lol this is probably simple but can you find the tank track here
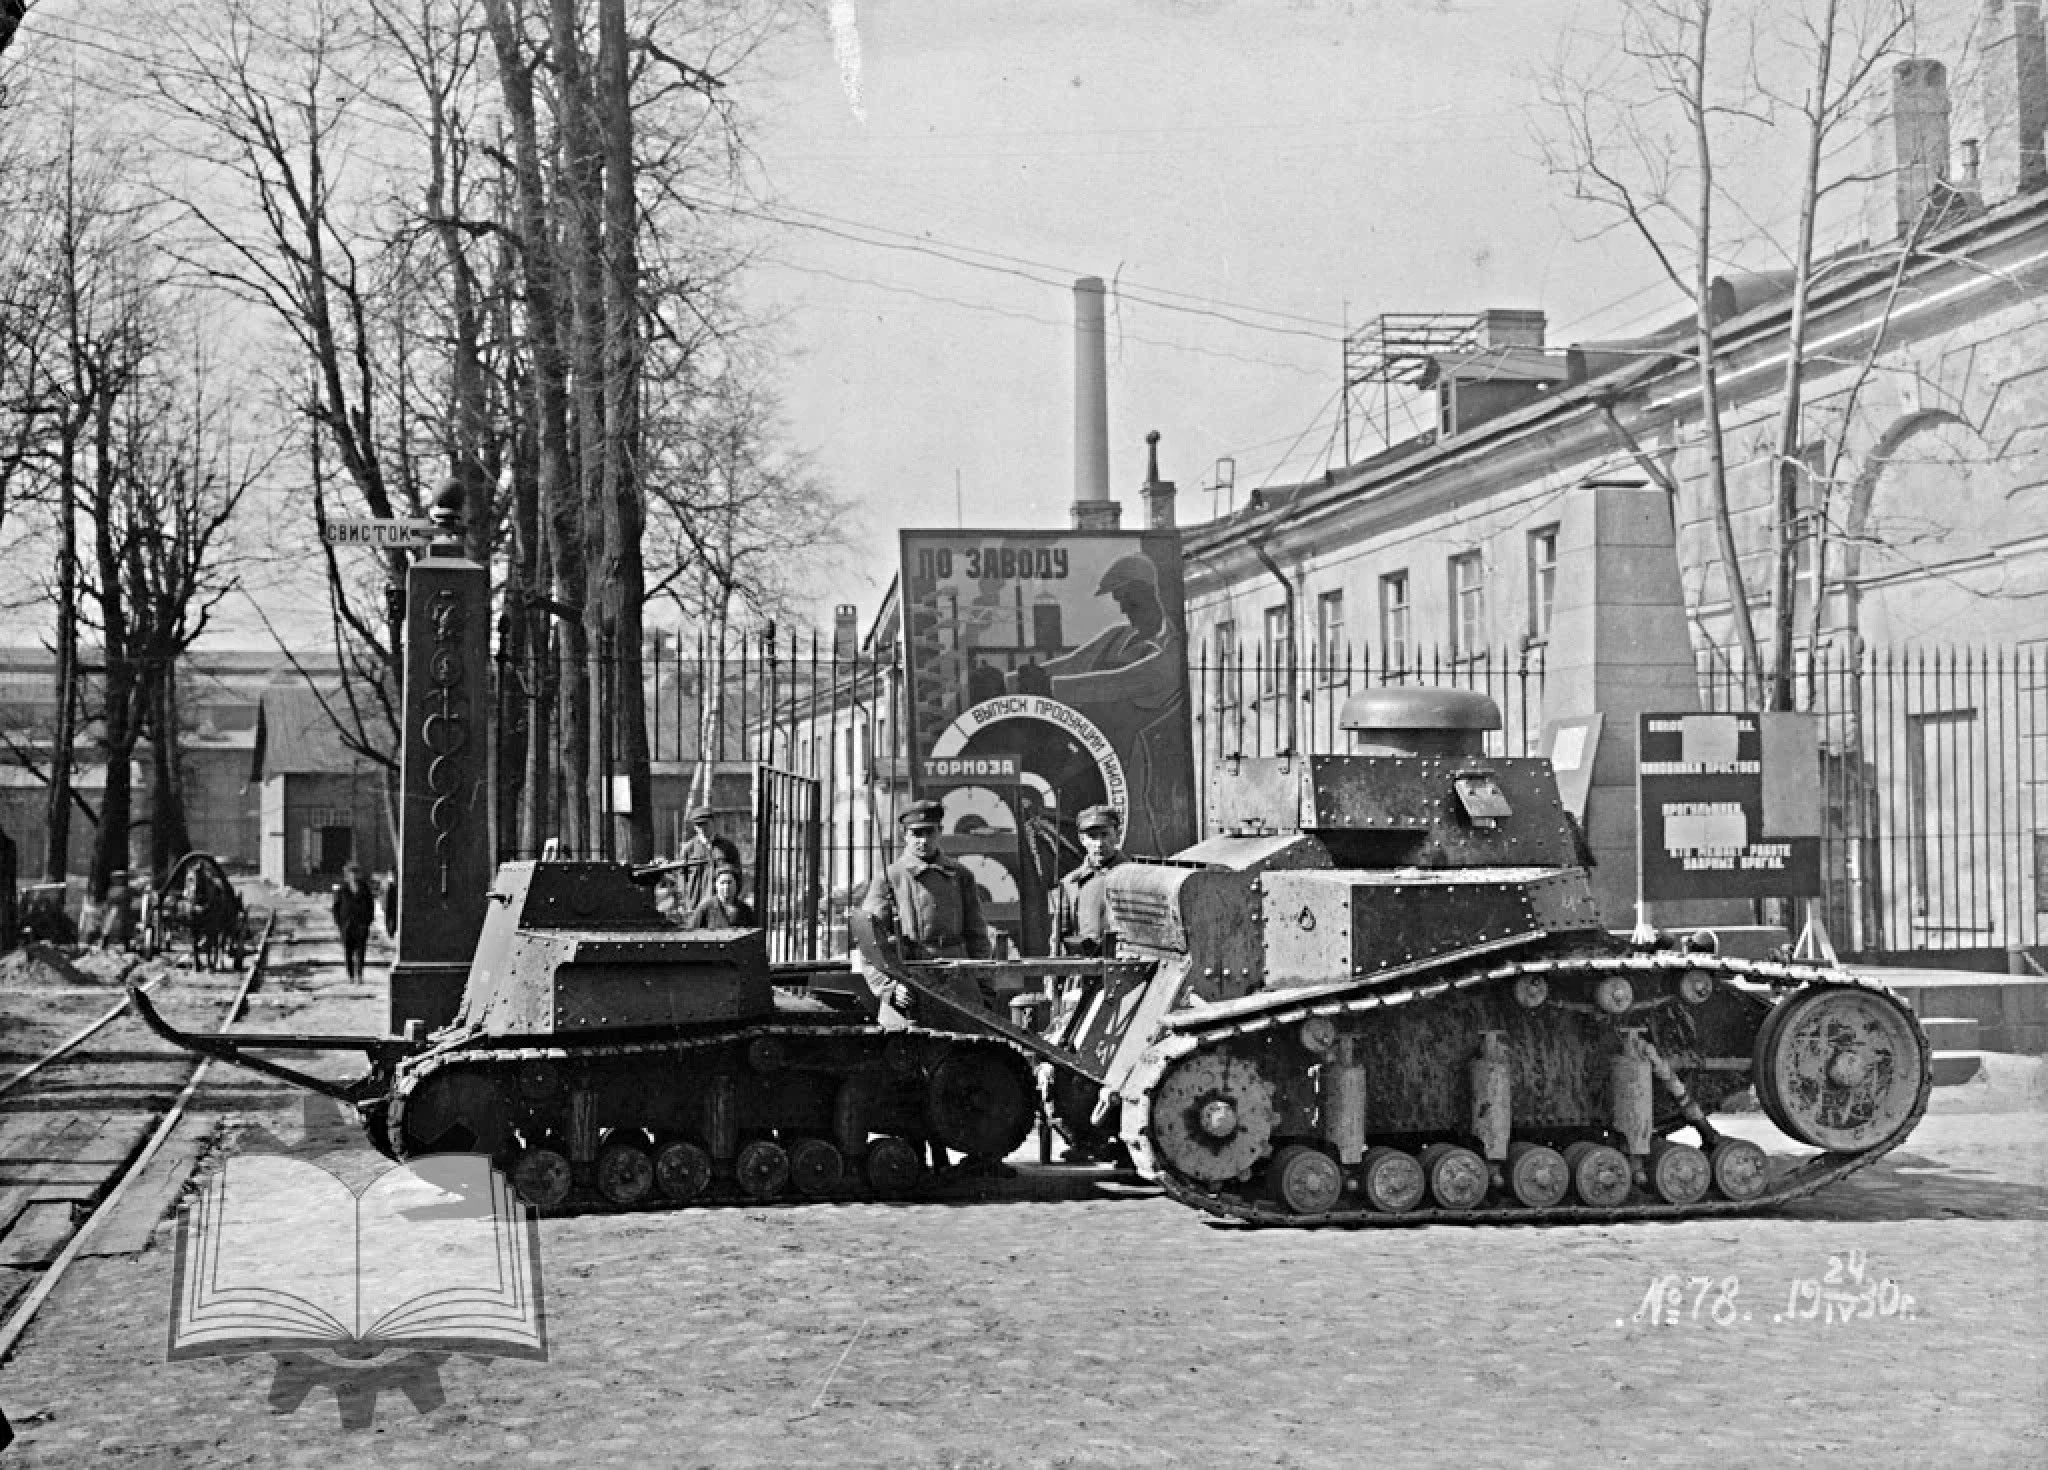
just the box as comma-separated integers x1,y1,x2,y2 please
383,1018,1039,1211
1123,949,1932,1228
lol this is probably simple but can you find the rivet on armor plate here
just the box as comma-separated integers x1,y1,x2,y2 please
1594,976,1635,1014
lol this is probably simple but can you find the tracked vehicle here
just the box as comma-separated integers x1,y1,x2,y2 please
135,860,1037,1209
861,686,1933,1225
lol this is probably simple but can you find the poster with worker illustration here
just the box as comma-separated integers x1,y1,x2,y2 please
899,529,1197,921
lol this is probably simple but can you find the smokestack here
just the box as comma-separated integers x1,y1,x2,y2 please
1072,277,1120,530
833,604,858,659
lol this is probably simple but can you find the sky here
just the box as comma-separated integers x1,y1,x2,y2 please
3,0,1979,644
736,0,1667,623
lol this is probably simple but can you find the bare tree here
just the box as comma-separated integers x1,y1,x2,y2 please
1537,0,1917,707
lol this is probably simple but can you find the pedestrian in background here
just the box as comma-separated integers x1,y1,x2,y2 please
688,866,756,929
678,807,740,911
331,862,375,981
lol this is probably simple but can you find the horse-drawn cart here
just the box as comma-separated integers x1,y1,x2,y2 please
141,852,253,970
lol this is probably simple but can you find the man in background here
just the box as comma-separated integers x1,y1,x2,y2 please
331,862,375,982
678,807,740,912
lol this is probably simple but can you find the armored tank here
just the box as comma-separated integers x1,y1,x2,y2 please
861,687,1933,1225
135,859,1038,1209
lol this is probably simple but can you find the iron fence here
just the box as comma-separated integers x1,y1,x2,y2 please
1700,646,2048,962
499,632,2044,966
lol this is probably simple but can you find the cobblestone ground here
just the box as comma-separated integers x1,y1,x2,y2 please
0,898,2041,1469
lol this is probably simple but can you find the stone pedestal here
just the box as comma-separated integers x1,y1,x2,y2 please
1544,483,1740,930
390,548,493,1033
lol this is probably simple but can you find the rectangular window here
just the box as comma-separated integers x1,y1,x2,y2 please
1261,605,1290,694
1527,525,1559,644
1450,551,1486,659
1379,572,1410,669
1315,590,1346,683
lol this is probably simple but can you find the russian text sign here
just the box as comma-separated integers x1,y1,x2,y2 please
323,517,437,549
899,529,1196,954
1638,711,1821,901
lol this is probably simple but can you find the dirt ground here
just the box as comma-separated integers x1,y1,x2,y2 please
0,894,2042,1468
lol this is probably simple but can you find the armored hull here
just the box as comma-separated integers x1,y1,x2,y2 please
138,860,1038,1210
979,688,1933,1225
851,696,1933,1228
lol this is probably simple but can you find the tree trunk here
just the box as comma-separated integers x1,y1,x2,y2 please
1768,0,1838,713
1685,3,1765,704
597,0,653,863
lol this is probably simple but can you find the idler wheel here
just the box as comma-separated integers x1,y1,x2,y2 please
1359,1146,1425,1214
735,1139,791,1200
1420,1143,1489,1211
1147,1053,1278,1184
398,1069,500,1156
925,1044,1035,1160
654,1141,713,1203
1506,1141,1569,1209
511,1145,573,1208
1648,1140,1711,1205
1753,986,1929,1150
866,1136,924,1199
790,1138,847,1198
1564,1140,1632,1208
1710,1138,1770,1201
1269,1144,1344,1216
595,1139,656,1206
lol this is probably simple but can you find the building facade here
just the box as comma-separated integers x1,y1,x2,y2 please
1181,15,2048,960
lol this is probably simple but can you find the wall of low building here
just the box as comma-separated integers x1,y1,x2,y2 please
267,771,394,892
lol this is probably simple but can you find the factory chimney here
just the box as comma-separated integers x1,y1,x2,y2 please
1072,277,1121,530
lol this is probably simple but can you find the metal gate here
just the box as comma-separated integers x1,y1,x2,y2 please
752,764,823,964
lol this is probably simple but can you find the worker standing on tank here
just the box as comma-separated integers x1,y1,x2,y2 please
1054,805,1125,958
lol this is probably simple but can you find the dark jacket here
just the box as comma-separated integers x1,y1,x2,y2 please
688,894,756,930
331,879,376,937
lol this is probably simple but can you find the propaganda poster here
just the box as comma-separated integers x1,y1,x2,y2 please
899,529,1196,954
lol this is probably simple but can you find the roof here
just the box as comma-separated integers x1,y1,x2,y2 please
252,685,382,780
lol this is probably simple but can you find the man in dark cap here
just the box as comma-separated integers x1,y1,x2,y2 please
861,797,1012,1179
859,798,992,1026
1055,805,1125,958
677,806,740,912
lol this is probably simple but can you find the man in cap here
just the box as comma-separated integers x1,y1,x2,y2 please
862,798,993,962
860,797,1013,1180
677,806,740,912
1054,806,1125,958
